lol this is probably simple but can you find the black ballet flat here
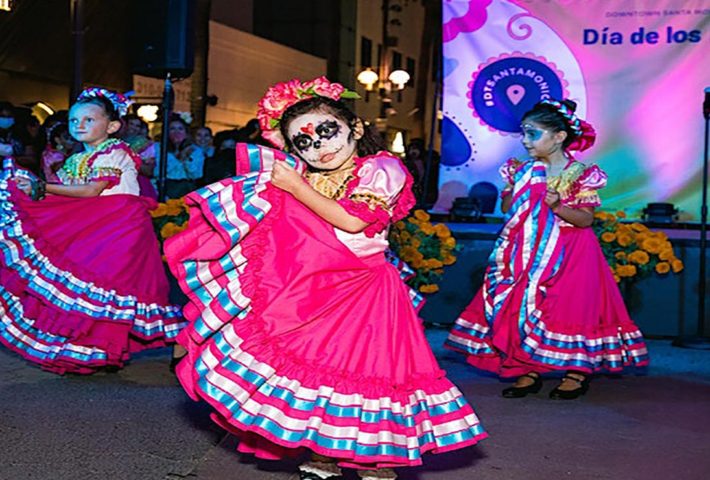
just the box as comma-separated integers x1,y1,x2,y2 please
501,373,542,398
549,374,590,400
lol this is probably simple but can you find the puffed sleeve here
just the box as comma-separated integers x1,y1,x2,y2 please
337,154,416,237
89,149,127,188
567,165,607,208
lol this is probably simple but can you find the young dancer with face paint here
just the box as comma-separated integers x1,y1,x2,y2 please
0,88,185,374
165,77,487,480
446,100,649,400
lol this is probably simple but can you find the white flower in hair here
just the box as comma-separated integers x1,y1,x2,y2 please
177,111,193,125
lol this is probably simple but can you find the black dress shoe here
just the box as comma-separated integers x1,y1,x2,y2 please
549,374,589,400
501,373,542,398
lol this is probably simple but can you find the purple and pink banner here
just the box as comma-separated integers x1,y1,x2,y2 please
439,0,709,219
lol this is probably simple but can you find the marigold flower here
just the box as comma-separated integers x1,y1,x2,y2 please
419,284,439,294
641,237,663,255
631,223,649,232
617,234,633,247
655,262,670,274
395,221,406,230
616,211,627,218
414,210,431,221
628,250,650,265
601,232,616,243
616,264,637,278
150,203,168,217
671,259,684,273
615,251,627,260
160,222,180,239
659,249,674,261
434,223,451,238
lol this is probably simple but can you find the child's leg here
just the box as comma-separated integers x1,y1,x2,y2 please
357,468,397,479
298,453,343,479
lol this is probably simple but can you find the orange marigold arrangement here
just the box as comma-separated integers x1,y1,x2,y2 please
388,209,459,294
593,210,684,283
149,198,189,251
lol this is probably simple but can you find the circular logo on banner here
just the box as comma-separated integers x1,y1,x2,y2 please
468,53,567,134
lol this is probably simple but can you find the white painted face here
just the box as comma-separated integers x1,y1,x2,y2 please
285,111,357,170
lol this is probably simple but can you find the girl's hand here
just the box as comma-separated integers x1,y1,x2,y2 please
545,189,561,210
271,161,304,194
13,177,33,195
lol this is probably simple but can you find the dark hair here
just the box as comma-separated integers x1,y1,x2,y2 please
0,101,14,116
279,96,386,158
47,122,69,148
73,96,120,121
521,99,580,149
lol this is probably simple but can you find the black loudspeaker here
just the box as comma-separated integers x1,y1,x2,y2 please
132,0,196,79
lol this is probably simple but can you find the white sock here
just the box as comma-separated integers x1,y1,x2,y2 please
298,461,343,479
357,468,397,479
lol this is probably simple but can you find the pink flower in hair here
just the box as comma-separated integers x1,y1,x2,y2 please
567,120,597,152
256,77,359,149
304,76,346,99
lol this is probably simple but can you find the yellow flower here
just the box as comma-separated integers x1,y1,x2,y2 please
655,262,671,274
414,210,430,221
434,223,451,238
615,251,627,260
616,264,637,278
617,234,633,247
395,221,406,230
442,253,456,265
420,223,435,236
419,284,439,294
150,203,168,217
628,250,650,265
400,231,412,242
428,259,444,269
671,259,684,273
659,249,674,261
408,217,421,226
410,237,421,248
616,211,627,218
613,274,621,283
160,222,180,239
443,237,456,248
641,237,663,255
601,232,616,243
631,223,649,232
164,203,184,216
399,246,418,262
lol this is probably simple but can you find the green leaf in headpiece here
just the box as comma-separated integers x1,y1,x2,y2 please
340,90,361,100
269,118,280,128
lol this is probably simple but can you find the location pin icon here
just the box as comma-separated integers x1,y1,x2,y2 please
506,85,526,105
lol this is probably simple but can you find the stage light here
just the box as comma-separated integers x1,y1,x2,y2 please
391,131,405,154
137,104,159,123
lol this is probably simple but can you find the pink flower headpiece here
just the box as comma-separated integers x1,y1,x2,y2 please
76,87,132,117
566,119,596,152
256,76,359,148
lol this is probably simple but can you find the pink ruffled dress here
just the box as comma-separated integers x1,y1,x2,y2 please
0,139,185,374
165,143,486,469
446,158,649,377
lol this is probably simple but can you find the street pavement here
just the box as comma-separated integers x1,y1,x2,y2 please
1,329,710,480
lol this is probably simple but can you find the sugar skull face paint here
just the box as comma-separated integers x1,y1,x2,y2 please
286,112,356,170
520,121,564,159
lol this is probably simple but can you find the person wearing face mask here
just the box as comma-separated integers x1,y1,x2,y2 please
164,77,487,480
0,101,24,160
446,99,649,401
153,115,205,199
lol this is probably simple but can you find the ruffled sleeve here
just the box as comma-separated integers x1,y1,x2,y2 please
566,165,607,208
89,149,128,188
338,153,416,237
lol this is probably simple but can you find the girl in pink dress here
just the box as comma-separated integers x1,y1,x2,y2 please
446,100,649,400
40,122,77,184
165,77,486,480
0,88,185,374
